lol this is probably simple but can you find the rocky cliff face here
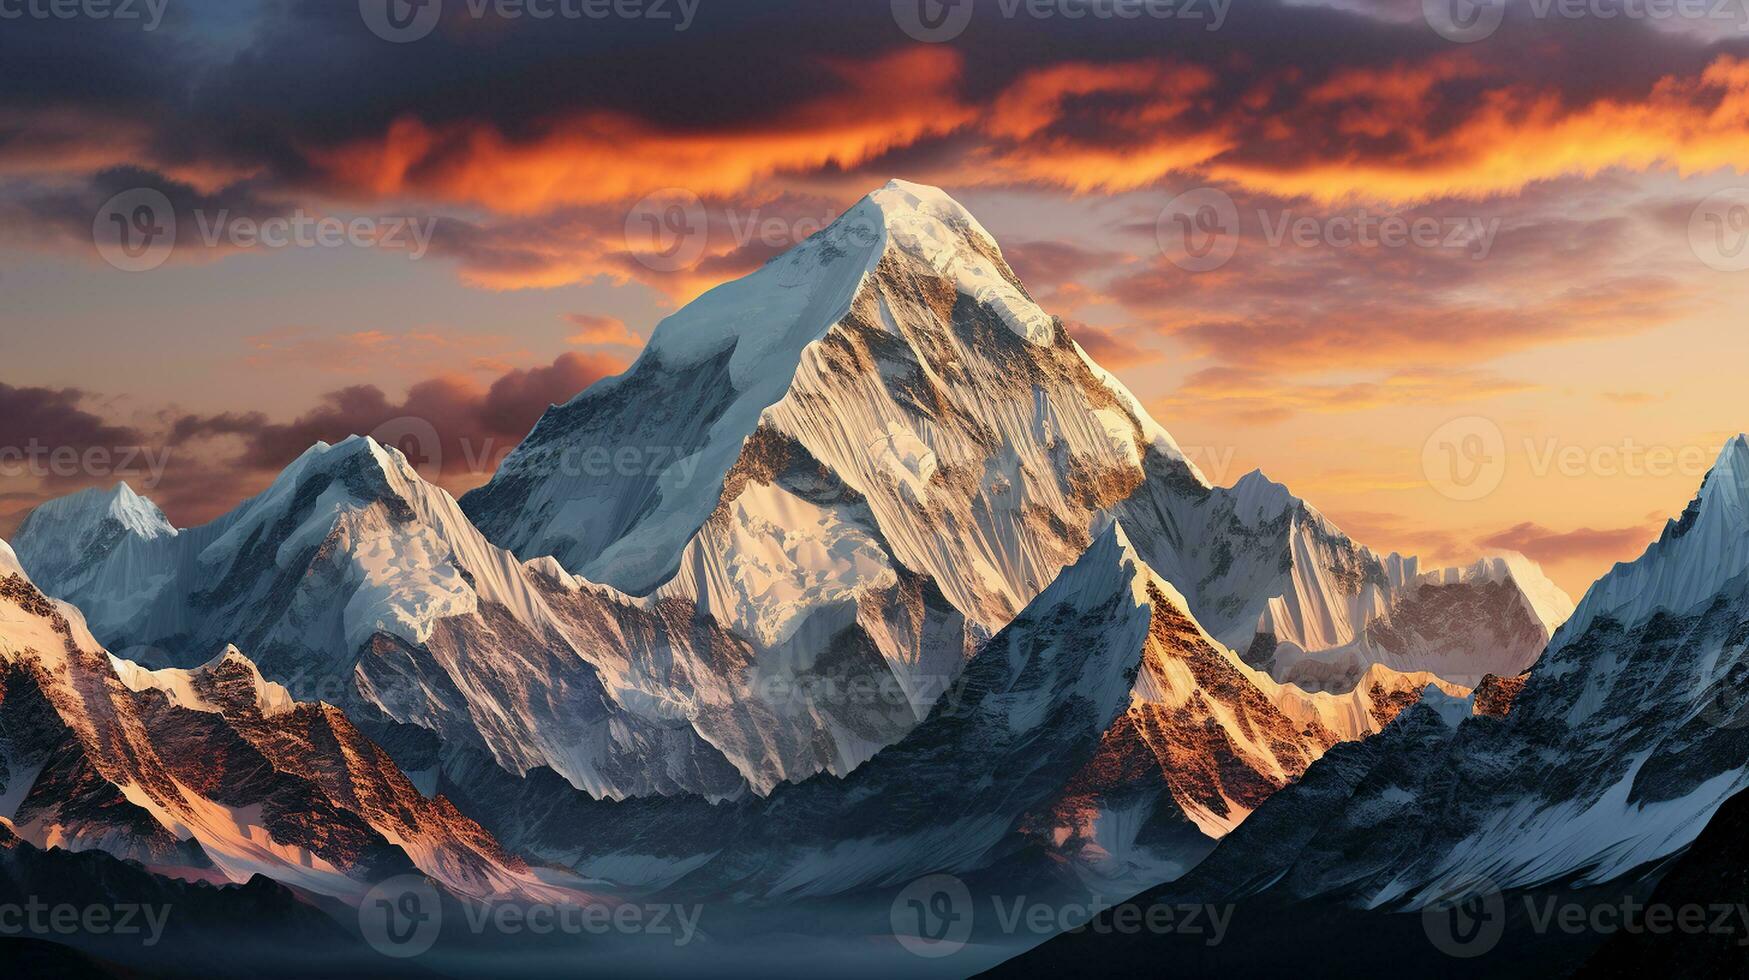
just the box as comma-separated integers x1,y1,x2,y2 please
0,547,540,902
18,184,1554,817
1015,435,1749,930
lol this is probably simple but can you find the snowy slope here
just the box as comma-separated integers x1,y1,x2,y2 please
1554,433,1749,649
1117,469,1572,689
0,541,547,902
14,437,964,801
464,180,1554,701
20,182,1557,820
1122,434,1749,910
586,524,1467,903
12,483,177,629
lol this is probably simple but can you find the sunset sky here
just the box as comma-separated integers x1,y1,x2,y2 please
3,0,1748,596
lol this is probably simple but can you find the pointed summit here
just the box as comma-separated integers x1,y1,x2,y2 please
1228,469,1303,526
464,178,1198,610
12,480,175,599
1555,433,1749,650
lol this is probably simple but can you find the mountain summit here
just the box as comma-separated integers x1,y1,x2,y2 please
19,181,1563,825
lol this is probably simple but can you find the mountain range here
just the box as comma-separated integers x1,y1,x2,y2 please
3,181,1739,978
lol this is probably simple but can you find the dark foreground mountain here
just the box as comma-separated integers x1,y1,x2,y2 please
994,435,1749,977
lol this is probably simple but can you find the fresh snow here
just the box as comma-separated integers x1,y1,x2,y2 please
1555,434,1749,649
109,646,300,718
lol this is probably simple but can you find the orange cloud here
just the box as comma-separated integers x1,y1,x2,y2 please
565,313,644,347
953,53,1749,205
1209,56,1749,203
966,61,1233,193
307,47,974,215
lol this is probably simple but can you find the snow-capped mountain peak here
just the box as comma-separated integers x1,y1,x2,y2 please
1227,468,1309,527
11,481,176,590
109,644,300,719
1554,433,1749,649
1420,551,1575,637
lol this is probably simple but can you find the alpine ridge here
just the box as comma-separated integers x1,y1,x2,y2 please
1001,433,1749,977
13,181,1567,903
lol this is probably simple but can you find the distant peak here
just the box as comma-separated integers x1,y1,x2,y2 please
1553,433,1749,649
862,179,1001,253
1433,552,1575,631
1707,432,1749,486
18,480,175,541
200,643,258,673
1228,468,1303,526
279,434,422,489
113,645,299,719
